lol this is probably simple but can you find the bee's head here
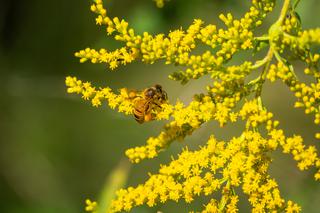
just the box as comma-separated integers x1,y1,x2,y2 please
161,91,168,101
155,84,167,101
144,84,167,101
145,88,156,98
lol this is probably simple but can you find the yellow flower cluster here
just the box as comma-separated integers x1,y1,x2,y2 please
76,0,276,84
125,122,185,163
292,82,320,120
282,28,320,53
65,76,134,114
85,199,97,213
267,62,294,83
286,200,302,213
66,0,320,212
113,136,224,212
266,60,320,139
75,47,136,70
112,99,318,212
201,199,219,213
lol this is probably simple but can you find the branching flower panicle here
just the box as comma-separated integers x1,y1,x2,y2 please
66,0,320,212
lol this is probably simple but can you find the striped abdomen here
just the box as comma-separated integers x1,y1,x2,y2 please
133,98,151,123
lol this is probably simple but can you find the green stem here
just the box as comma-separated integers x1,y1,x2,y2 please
293,0,301,9
276,0,291,25
255,58,272,98
249,48,273,95
218,180,231,213
249,0,291,96
255,36,270,41
251,48,274,70
257,96,264,111
283,32,297,40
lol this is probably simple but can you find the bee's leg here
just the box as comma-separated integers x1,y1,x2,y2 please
153,102,162,109
132,95,144,104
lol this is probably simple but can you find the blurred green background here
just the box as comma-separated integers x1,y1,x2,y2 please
1,0,320,212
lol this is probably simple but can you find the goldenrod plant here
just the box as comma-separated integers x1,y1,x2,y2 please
66,0,320,212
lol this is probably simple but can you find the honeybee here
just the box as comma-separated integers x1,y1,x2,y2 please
133,84,168,123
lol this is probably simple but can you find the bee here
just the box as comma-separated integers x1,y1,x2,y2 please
133,84,168,123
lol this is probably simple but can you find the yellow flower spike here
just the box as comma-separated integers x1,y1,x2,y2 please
285,200,301,213
115,125,302,212
86,0,277,84
226,195,239,213
202,199,219,213
66,0,320,212
65,76,134,114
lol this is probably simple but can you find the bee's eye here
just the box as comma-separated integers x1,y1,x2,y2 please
155,85,162,93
